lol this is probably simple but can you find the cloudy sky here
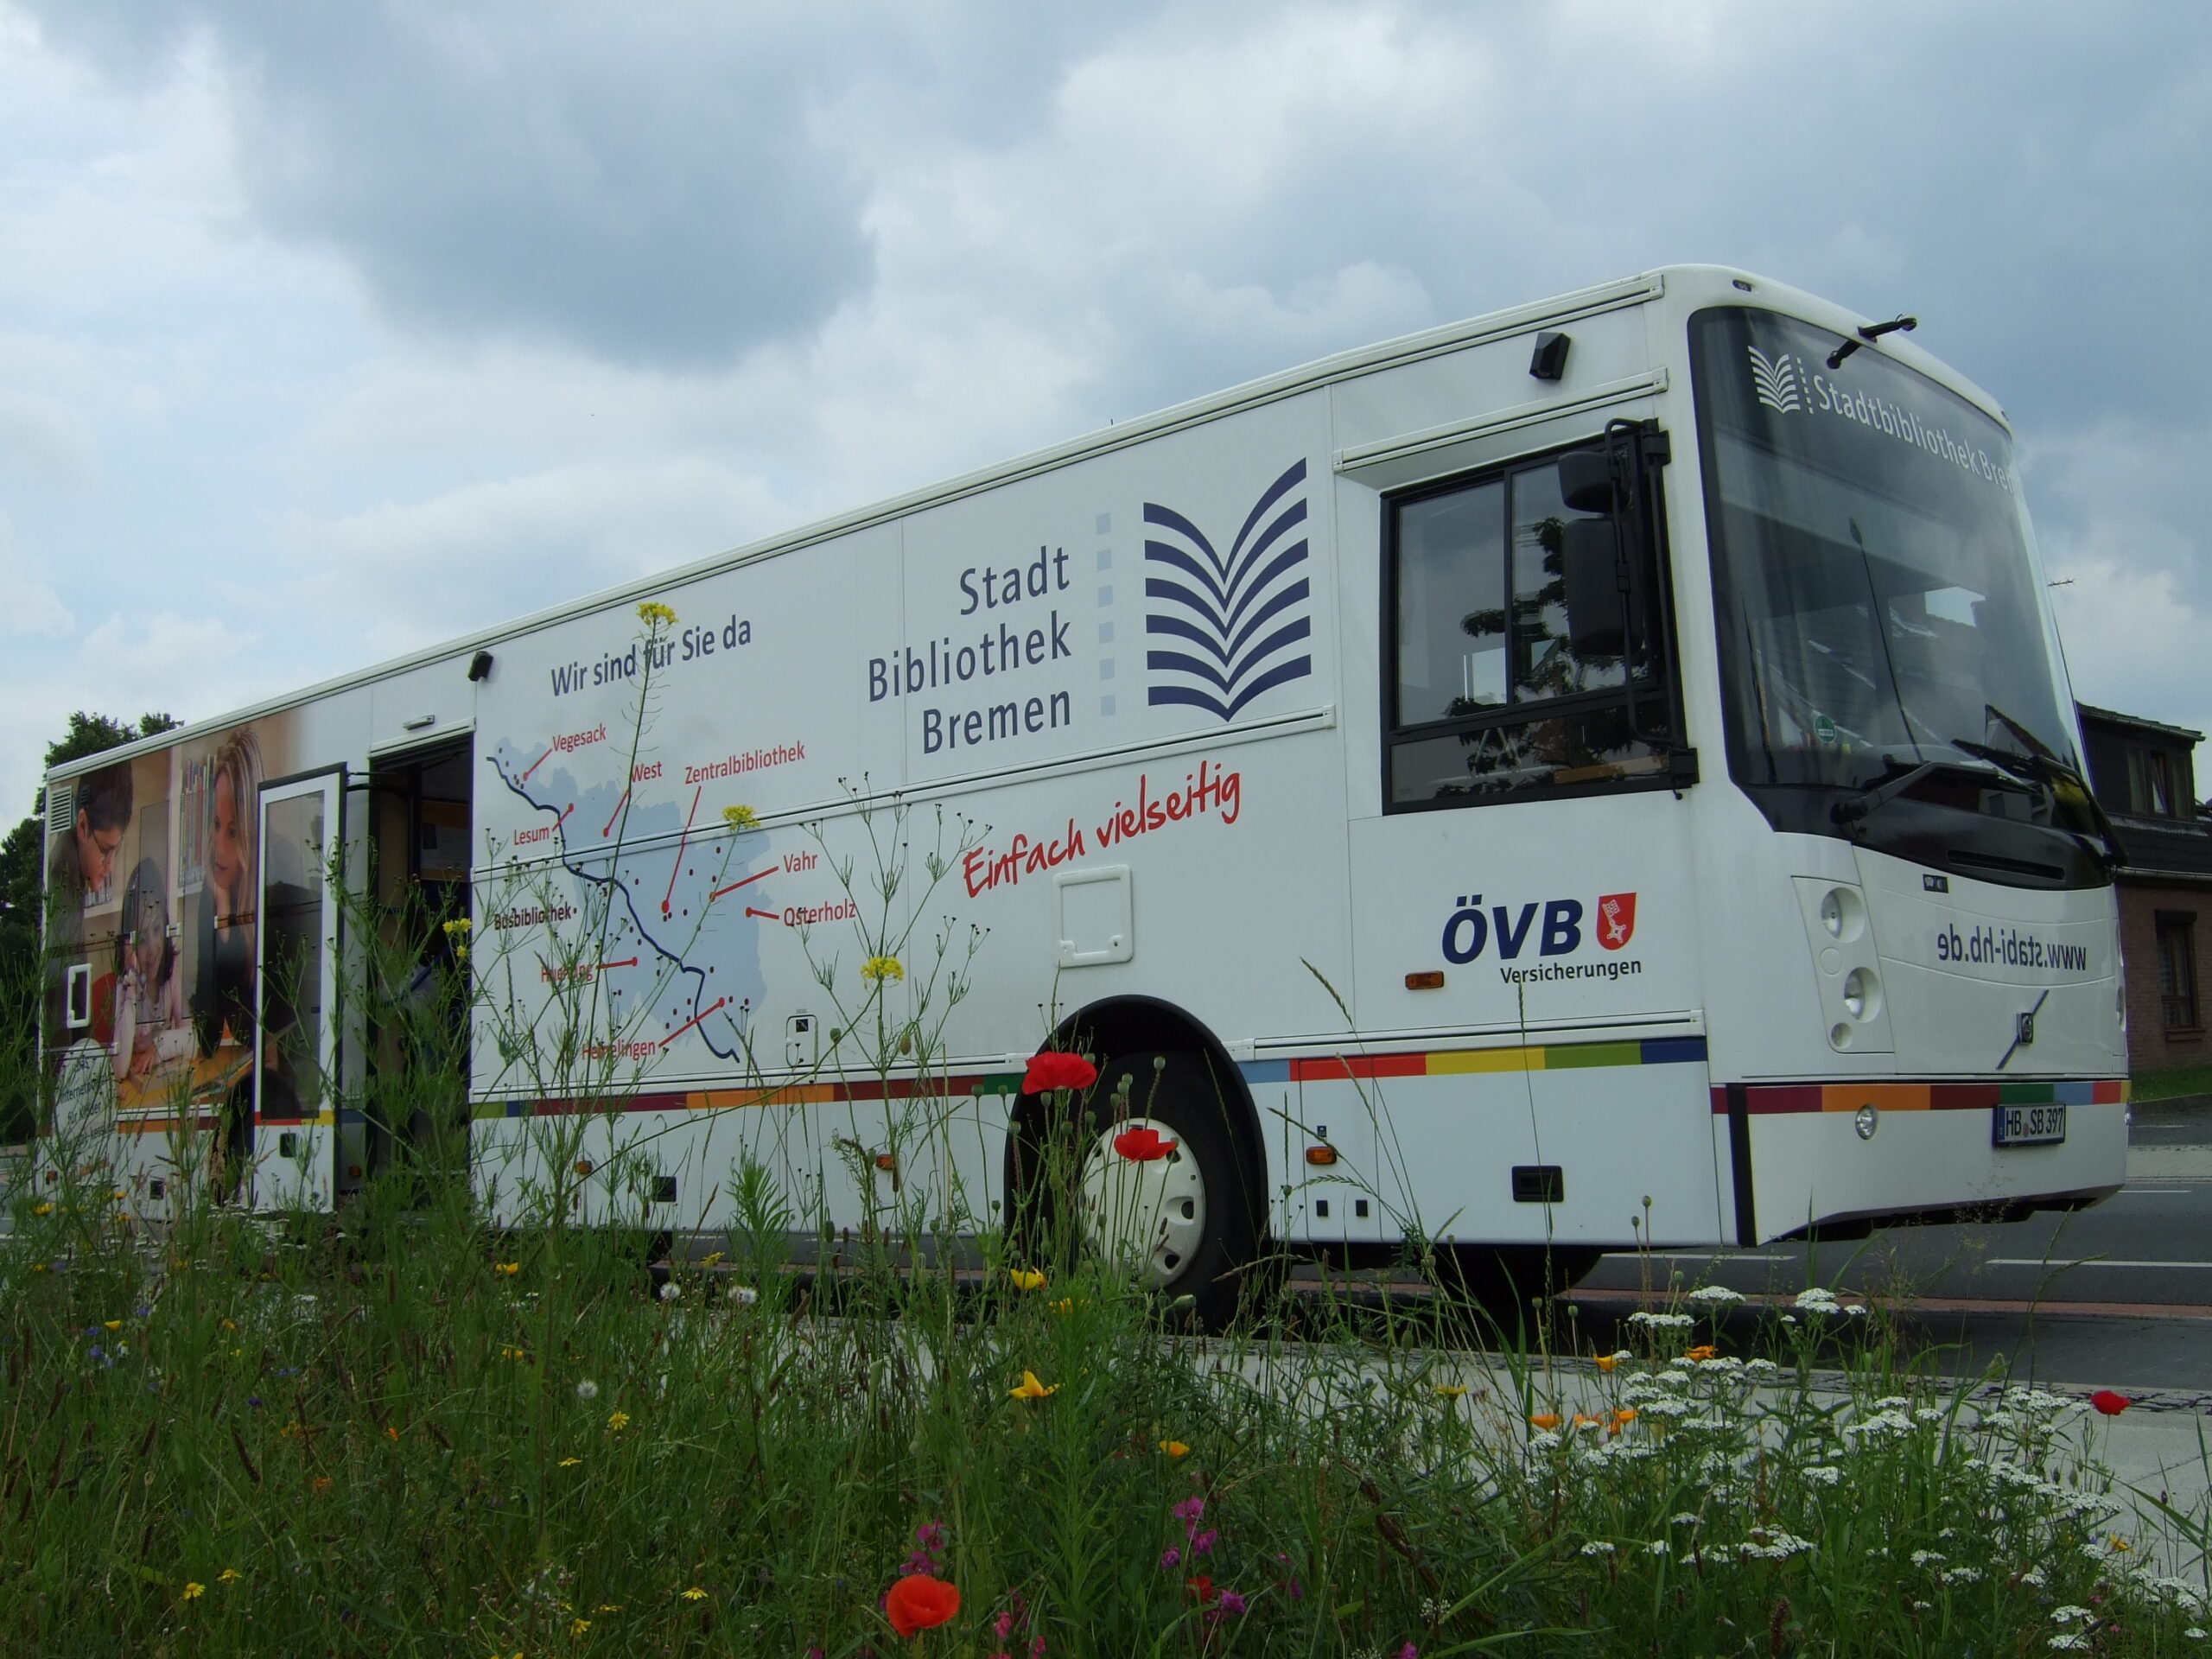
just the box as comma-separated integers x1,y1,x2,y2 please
2,1,2206,812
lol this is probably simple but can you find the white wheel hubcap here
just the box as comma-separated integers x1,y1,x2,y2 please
1077,1116,1208,1287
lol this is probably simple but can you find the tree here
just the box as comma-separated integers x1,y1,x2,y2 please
0,711,179,1143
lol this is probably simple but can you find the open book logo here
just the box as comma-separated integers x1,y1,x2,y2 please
1143,458,1313,720
1748,345,1804,413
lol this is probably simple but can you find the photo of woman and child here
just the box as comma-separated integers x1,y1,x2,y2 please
111,857,189,1083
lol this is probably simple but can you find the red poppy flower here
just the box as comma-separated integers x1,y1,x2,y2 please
1022,1052,1098,1095
885,1573,961,1637
1112,1127,1178,1162
1185,1575,1217,1604
2090,1389,2132,1416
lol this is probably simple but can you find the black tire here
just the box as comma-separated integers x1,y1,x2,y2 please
1009,1047,1266,1332
1431,1243,1603,1333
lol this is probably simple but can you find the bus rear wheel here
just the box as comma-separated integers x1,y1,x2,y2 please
1073,1048,1266,1332
1431,1243,1603,1332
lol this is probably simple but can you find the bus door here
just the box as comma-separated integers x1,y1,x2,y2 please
253,769,345,1211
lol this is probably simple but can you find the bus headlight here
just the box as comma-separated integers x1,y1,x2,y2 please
1841,968,1880,1020
1819,887,1866,942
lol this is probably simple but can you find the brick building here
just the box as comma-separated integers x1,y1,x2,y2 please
2076,703,2212,1077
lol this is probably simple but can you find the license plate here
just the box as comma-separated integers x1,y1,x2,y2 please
1993,1103,2067,1146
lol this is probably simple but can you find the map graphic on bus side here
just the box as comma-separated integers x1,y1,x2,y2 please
485,735,776,1072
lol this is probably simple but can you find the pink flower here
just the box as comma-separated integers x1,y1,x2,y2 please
1023,1052,1097,1095
1172,1496,1205,1526
1218,1591,1247,1614
1159,1548,1180,1571
1192,1529,1217,1554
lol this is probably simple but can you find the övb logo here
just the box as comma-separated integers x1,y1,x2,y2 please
1596,892,1636,950
1440,892,1638,964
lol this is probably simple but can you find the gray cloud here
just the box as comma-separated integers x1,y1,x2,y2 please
18,1,1179,367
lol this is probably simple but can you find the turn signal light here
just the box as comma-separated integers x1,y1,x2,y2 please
1304,1146,1338,1166
1405,970,1446,989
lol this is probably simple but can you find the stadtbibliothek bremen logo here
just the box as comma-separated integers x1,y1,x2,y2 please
1143,459,1314,721
1747,344,1805,412
1743,340,2013,492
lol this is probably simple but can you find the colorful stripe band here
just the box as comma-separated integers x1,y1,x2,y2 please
472,1037,1713,1118
1712,1078,2127,1116
1245,1035,1708,1084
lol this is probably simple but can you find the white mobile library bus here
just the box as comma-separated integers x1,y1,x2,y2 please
41,265,2127,1315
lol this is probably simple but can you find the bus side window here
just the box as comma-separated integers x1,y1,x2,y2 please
1382,438,1679,810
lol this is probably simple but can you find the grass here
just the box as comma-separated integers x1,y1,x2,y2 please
4,1163,2209,1657
2133,1066,2212,1104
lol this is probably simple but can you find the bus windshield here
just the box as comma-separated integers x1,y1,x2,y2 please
1689,308,2084,815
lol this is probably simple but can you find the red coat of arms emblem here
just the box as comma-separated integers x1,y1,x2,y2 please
1596,893,1637,950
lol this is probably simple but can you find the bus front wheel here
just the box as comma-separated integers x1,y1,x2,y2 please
1075,1048,1267,1332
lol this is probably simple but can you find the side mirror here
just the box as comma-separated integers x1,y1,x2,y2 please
1560,518,1626,658
1555,448,1616,514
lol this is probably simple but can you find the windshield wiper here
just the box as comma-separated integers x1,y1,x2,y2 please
1951,708,2126,865
1830,754,2004,826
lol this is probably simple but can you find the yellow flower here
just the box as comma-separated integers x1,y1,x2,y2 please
1009,1370,1058,1400
1593,1353,1618,1372
1007,1268,1047,1291
699,1251,724,1268
217,1568,243,1583
721,804,758,830
1159,1440,1190,1458
220,1319,237,1331
385,1425,401,1440
559,1456,582,1467
638,601,677,626
679,1586,709,1601
594,1604,622,1613
32,1201,53,1216
1611,1409,1637,1430
606,1410,631,1431
1050,1297,1076,1316
860,955,904,982
104,1319,123,1331
111,1188,127,1200
494,1261,520,1276
2108,1535,2132,1553
500,1345,528,1361
442,917,473,935
182,1581,206,1600
569,1618,591,1636
1529,1414,1561,1431
1433,1384,1468,1398
1687,1344,1719,1362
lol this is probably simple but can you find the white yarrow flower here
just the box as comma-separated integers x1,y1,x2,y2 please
1687,1284,1745,1304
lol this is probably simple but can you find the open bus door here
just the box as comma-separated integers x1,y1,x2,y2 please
252,768,344,1211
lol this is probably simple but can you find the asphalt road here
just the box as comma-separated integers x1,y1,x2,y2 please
1567,1099,2212,1391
